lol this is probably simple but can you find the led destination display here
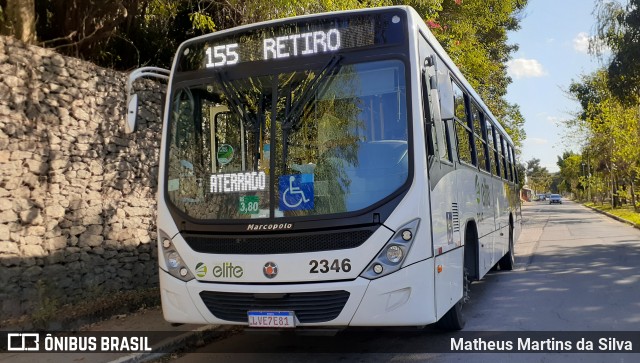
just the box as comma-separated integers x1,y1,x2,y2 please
178,11,406,72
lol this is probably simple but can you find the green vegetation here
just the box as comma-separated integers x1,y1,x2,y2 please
525,158,551,194
585,202,640,226
556,0,640,211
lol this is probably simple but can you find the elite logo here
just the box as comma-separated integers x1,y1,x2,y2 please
212,262,244,278
195,263,207,278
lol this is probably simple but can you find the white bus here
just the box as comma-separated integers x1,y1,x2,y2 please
126,6,522,331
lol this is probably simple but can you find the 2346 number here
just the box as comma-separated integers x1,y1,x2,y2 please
309,259,351,274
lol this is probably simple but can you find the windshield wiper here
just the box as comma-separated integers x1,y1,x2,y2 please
282,54,343,131
214,70,261,131
281,55,343,172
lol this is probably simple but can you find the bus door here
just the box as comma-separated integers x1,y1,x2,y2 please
420,36,461,319
419,40,457,253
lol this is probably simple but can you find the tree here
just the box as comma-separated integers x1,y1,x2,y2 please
526,158,552,194
568,69,640,209
499,101,526,150
428,0,528,150
515,161,526,188
592,0,640,105
0,0,36,44
556,151,582,197
27,1,442,69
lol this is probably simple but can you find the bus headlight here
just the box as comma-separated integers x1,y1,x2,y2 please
386,245,404,263
360,219,419,280
160,233,194,282
166,251,181,269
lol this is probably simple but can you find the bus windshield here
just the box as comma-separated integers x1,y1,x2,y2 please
166,59,409,221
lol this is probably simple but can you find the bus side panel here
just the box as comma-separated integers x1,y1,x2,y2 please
430,168,461,256
351,259,436,326
511,183,523,243
475,173,496,273
159,269,209,324
492,176,508,264
434,246,463,320
455,167,490,278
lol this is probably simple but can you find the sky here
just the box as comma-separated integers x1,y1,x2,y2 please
505,0,606,173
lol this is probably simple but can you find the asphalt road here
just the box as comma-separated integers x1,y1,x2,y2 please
171,200,640,363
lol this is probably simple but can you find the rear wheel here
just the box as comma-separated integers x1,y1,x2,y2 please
498,224,515,270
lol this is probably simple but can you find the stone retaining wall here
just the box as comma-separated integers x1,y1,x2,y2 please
0,36,164,318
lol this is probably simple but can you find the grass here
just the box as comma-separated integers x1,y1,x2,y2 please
584,202,640,225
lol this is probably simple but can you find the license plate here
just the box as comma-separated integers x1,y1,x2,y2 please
248,311,296,328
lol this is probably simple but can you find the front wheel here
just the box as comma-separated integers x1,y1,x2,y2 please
436,269,469,331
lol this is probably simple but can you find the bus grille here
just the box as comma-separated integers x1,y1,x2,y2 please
183,227,376,254
200,290,350,323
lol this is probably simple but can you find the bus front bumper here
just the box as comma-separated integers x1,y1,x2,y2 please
159,258,436,327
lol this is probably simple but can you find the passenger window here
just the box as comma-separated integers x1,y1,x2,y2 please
500,136,509,180
508,144,516,183
471,104,489,172
452,80,473,164
486,121,499,176
453,82,466,121
436,119,451,162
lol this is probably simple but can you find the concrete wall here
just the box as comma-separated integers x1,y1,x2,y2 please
0,36,164,318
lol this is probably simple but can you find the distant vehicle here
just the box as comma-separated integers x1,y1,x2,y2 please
537,194,546,201
549,194,562,204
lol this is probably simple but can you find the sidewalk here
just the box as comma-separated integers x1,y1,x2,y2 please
583,203,640,230
0,307,218,363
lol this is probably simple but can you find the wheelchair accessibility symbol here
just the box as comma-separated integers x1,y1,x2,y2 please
279,174,314,211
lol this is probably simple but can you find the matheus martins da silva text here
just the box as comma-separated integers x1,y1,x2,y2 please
451,337,633,352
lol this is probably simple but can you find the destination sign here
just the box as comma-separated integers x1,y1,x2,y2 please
177,11,406,72
204,28,341,68
210,171,267,194
262,28,341,60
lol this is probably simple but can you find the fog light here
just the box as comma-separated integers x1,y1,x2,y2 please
179,268,188,277
163,238,172,249
373,264,384,274
386,245,403,263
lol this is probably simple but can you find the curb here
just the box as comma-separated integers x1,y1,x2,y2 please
582,203,640,230
107,325,220,363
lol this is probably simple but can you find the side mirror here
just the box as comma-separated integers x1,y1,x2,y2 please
125,94,138,134
125,67,170,134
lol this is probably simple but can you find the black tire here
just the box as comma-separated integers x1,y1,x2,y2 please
498,224,515,271
436,269,469,331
